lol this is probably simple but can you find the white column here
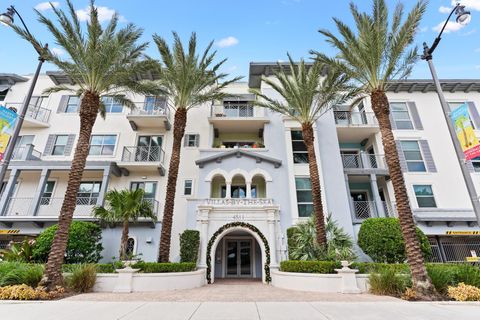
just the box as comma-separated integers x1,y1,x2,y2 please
246,181,252,199
0,169,20,216
369,174,385,217
225,180,232,199
197,207,210,268
267,208,278,267
96,167,110,206
29,169,50,216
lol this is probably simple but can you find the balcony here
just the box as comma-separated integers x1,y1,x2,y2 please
120,146,166,176
11,145,42,161
341,153,388,175
209,103,269,133
126,102,171,131
5,197,95,217
334,111,379,143
4,102,51,128
352,201,396,220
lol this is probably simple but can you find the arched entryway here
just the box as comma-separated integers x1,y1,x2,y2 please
206,222,271,284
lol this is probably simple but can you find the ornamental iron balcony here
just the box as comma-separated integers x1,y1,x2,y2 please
341,153,387,170
121,146,165,164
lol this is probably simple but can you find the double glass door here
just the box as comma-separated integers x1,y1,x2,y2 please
226,240,252,277
136,136,162,162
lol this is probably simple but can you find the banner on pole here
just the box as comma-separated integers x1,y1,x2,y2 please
451,103,480,160
0,105,18,161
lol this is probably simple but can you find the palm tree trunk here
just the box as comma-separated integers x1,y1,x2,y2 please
158,108,188,262
302,123,328,247
119,220,130,260
42,91,100,290
371,90,437,299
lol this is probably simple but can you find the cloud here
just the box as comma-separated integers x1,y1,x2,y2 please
34,2,59,11
451,0,480,11
76,6,126,23
50,47,65,56
462,28,477,36
439,6,452,13
475,48,480,52
215,36,239,48
419,26,428,33
432,21,464,33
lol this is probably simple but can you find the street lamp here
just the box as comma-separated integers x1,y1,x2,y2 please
420,3,480,226
0,5,48,192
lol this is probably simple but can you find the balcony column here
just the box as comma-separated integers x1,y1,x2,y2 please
197,207,211,268
267,208,278,268
22,144,35,160
0,169,20,216
246,179,252,199
344,174,356,221
359,151,370,169
225,179,232,199
96,167,111,206
29,169,50,216
369,174,385,217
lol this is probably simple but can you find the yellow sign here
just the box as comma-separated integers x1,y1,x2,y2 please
446,231,480,235
0,229,20,234
466,257,480,262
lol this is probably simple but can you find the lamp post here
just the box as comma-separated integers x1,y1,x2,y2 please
0,6,47,188
420,3,480,225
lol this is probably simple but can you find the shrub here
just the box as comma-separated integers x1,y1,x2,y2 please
358,218,431,263
0,239,36,262
286,227,298,260
280,260,339,274
448,283,480,301
0,284,64,300
351,262,410,274
132,262,196,273
179,230,200,263
426,264,457,295
0,262,44,287
65,264,97,293
453,264,480,288
62,262,121,274
369,268,411,297
33,221,103,264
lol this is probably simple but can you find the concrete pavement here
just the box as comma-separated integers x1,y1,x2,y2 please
0,300,479,320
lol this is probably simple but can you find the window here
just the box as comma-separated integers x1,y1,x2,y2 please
125,238,135,256
131,182,157,199
295,177,313,217
13,135,34,159
65,96,79,113
414,185,437,208
89,135,117,156
291,130,308,164
101,96,123,113
40,181,55,205
448,102,475,129
77,182,102,205
52,135,69,155
0,89,6,102
184,180,193,196
144,96,167,113
401,140,426,172
185,134,199,147
390,102,414,130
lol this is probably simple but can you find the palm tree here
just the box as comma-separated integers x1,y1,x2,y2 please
312,0,437,298
153,32,241,262
250,56,356,247
12,0,157,289
93,189,156,260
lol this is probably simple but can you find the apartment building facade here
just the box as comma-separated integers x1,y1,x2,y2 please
0,64,479,282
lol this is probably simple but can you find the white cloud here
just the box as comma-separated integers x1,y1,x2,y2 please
432,21,464,33
50,47,65,56
419,26,428,33
475,48,480,52
439,6,452,13
215,36,239,48
34,2,59,11
451,0,480,11
76,6,125,23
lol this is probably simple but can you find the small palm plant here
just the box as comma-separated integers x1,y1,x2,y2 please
153,32,241,262
312,0,437,298
12,0,158,289
94,189,156,260
250,56,357,247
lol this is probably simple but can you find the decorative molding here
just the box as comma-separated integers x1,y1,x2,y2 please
204,198,274,206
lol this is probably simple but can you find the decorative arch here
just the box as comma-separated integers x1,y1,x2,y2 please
249,168,273,182
229,168,251,183
206,222,271,284
205,169,230,183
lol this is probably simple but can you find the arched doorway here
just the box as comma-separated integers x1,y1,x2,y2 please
206,222,271,284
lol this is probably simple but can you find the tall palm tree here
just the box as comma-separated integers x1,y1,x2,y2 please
12,0,157,289
250,57,356,247
312,0,437,298
93,189,156,260
153,32,241,262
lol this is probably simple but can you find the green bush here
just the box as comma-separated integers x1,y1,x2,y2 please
280,260,340,274
369,268,411,296
132,262,196,273
33,221,103,264
358,218,431,263
286,227,298,260
426,264,457,295
179,230,200,263
351,262,410,274
63,262,121,274
452,264,480,288
65,264,97,293
0,262,44,287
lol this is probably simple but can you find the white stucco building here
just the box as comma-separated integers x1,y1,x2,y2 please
0,63,479,282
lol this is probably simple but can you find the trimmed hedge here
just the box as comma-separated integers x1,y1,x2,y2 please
280,260,340,274
132,262,196,273
180,230,200,263
63,263,121,274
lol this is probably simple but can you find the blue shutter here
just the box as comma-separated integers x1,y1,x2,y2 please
407,102,423,130
395,141,407,172
419,140,437,172
43,135,56,156
57,95,69,113
64,134,76,156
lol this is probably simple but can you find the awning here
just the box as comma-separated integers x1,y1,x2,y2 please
0,84,11,92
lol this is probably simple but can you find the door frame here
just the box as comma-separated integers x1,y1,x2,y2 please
222,236,256,278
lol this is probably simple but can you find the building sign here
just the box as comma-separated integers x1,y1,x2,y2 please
446,231,480,235
451,103,480,160
0,229,20,234
0,105,18,161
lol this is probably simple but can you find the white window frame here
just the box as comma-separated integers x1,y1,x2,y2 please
295,176,313,218
400,140,427,173
65,96,80,113
88,134,119,157
40,179,58,205
51,135,70,156
412,184,437,208
390,102,414,130
101,96,124,114
185,134,199,148
291,130,308,164
183,179,194,196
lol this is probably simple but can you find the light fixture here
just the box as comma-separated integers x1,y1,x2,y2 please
0,6,15,26
455,5,471,25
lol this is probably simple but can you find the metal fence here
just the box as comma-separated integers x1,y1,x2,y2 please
428,236,480,263
353,201,376,219
130,101,170,117
212,104,254,117
5,197,95,217
122,146,165,163
4,102,51,123
341,153,386,169
334,111,378,126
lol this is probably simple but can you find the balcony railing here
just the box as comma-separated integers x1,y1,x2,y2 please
353,201,376,220
341,153,386,170
144,198,160,214
129,101,170,118
383,201,397,217
121,146,165,164
204,198,274,206
5,197,95,217
4,102,51,124
11,146,42,161
334,111,377,126
211,104,255,118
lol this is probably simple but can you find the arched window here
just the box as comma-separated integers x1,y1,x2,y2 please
126,237,135,256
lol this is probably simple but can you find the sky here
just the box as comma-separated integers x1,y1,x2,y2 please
0,0,479,80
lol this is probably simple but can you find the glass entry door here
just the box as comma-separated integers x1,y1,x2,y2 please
226,240,252,277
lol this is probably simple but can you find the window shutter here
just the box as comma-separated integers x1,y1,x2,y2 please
407,102,423,130
395,141,407,172
419,140,437,172
195,134,200,147
183,135,188,147
43,135,56,156
64,134,76,156
57,95,69,113
467,102,480,129
389,112,397,130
